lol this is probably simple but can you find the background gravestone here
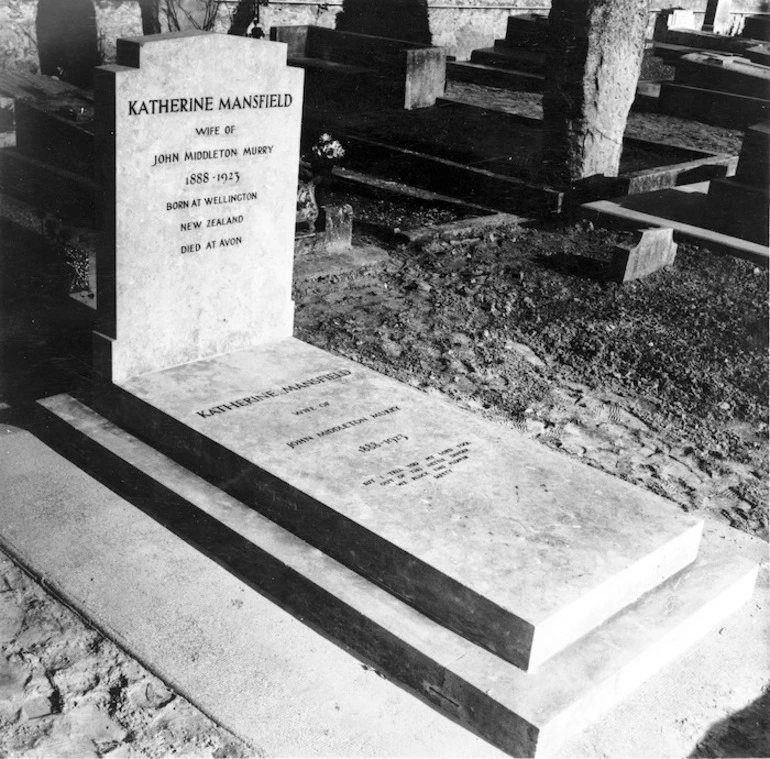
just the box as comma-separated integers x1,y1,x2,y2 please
94,32,303,383
335,0,431,44
36,0,100,87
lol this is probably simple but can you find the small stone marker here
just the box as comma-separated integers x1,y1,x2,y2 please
610,227,677,283
94,31,303,383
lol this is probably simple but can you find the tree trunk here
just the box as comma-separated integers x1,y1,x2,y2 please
541,0,647,187
138,0,162,35
227,0,257,36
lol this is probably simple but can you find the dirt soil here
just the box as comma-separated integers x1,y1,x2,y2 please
445,82,745,157
0,85,768,758
295,220,768,542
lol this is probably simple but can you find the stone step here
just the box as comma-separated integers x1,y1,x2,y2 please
673,53,770,100
658,82,770,128
707,177,770,245
742,14,770,42
469,47,546,74
662,28,757,56
735,122,770,188
503,14,551,49
447,61,545,93
87,337,704,671
35,391,758,758
745,43,770,66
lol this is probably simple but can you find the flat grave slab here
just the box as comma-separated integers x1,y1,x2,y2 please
35,392,759,757
106,336,704,671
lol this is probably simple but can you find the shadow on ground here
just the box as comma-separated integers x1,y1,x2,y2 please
690,687,770,758
0,218,92,408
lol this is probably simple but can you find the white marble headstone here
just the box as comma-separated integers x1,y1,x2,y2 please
94,32,304,383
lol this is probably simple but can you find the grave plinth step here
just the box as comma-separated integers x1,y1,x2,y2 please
503,13,551,49
674,53,770,101
446,61,545,93
707,177,770,245
469,47,546,74
36,391,758,758
658,82,770,128
92,337,703,671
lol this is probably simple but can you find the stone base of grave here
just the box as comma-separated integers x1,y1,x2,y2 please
295,203,353,257
85,336,709,672
35,390,758,757
706,177,770,245
658,82,769,128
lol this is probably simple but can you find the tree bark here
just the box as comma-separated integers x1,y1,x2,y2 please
138,0,162,35
541,0,648,187
227,0,257,36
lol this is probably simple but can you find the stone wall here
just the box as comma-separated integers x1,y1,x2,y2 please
1,0,768,76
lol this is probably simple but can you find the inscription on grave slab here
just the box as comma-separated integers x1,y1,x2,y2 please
94,32,304,383
118,336,704,669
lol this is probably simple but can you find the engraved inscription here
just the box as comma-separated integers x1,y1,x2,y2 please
129,89,295,256
194,370,352,419
284,405,402,450
361,442,472,488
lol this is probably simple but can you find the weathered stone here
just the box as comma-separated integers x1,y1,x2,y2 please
68,703,128,746
0,654,28,701
127,679,175,711
610,227,677,283
54,660,99,697
21,692,54,719
542,0,648,184
0,590,24,643
507,341,546,368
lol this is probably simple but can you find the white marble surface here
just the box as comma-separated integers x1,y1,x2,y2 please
120,337,705,669
95,32,303,382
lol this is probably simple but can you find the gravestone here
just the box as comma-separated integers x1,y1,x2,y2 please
703,0,733,35
610,227,677,283
94,32,301,383
36,0,100,88
94,32,707,673
706,121,770,245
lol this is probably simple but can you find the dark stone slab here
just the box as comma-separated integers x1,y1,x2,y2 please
469,46,546,74
707,177,770,244
742,14,770,42
735,121,770,188
673,53,770,101
659,81,770,127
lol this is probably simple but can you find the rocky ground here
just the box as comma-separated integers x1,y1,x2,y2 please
295,220,768,541
0,553,254,758
1,87,768,756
